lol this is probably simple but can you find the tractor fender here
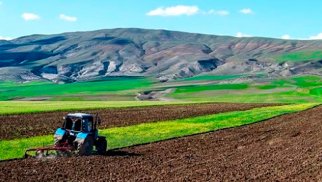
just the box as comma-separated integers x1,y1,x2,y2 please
54,128,66,140
75,133,89,144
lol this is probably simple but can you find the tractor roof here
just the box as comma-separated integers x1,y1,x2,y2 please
66,113,93,118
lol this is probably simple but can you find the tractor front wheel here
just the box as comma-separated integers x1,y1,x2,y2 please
77,136,94,156
96,137,107,155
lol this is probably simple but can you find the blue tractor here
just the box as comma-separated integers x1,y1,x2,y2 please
25,113,107,158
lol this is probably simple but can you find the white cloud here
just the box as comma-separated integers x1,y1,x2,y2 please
236,32,252,38
22,13,40,21
59,14,77,22
309,33,322,40
281,34,291,40
146,5,199,16
0,36,12,40
206,10,230,16
240,8,254,15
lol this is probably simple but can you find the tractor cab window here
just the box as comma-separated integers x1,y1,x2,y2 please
64,118,73,130
87,121,93,131
74,119,82,131
82,117,93,132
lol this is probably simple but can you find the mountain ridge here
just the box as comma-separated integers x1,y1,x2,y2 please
1,28,322,83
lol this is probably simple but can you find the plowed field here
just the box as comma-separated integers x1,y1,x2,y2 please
0,103,276,140
1,105,321,181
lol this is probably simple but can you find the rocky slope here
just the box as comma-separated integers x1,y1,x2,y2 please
0,28,322,82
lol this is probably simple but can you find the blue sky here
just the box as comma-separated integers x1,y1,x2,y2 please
0,0,322,40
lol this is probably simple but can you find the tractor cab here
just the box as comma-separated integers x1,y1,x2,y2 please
63,113,97,133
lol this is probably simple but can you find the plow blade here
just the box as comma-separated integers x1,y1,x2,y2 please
24,146,73,159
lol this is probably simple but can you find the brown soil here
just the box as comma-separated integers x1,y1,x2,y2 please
1,105,321,181
0,103,277,140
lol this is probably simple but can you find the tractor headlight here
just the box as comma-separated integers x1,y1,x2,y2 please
54,134,63,141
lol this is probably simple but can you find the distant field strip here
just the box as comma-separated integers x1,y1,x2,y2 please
168,75,322,103
0,77,152,101
1,74,321,103
275,50,322,63
0,101,196,115
0,103,317,160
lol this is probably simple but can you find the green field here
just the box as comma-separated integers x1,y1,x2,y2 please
310,87,322,96
172,83,249,94
0,101,195,115
178,74,245,81
275,50,322,63
0,74,321,104
0,77,152,101
0,103,316,160
177,73,266,82
167,75,322,103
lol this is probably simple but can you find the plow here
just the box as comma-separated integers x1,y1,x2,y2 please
24,144,73,158
24,113,107,158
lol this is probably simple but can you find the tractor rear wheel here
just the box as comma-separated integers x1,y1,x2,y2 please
77,136,94,156
96,137,107,155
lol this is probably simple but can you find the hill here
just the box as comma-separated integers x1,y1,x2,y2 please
1,28,322,83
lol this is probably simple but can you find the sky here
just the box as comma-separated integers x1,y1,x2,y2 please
0,0,322,40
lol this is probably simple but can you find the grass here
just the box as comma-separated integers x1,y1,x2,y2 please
275,50,322,63
0,103,317,160
176,73,267,82
257,75,322,89
179,74,244,81
1,73,321,104
172,83,249,94
257,80,291,90
186,91,322,103
168,75,322,103
0,77,152,100
0,101,195,115
310,87,322,96
293,75,322,88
